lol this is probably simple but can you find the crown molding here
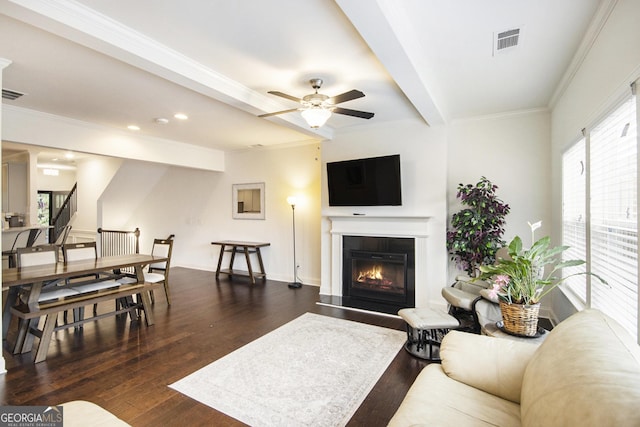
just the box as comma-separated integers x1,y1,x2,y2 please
450,107,549,125
548,0,619,109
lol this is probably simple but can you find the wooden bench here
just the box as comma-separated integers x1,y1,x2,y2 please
11,279,161,363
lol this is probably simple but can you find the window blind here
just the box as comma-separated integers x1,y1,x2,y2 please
562,139,587,303
589,96,638,338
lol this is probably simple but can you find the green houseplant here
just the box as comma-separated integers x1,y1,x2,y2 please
447,177,510,277
478,234,607,336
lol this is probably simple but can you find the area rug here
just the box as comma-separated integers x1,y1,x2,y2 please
169,312,406,427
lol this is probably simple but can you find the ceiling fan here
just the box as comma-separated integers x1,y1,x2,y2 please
259,78,375,128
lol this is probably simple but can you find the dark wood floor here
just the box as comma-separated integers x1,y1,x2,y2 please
1,267,430,426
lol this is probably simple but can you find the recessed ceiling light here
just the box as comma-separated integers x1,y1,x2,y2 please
174,113,188,120
127,125,140,131
52,158,59,162
155,117,169,125
64,152,74,159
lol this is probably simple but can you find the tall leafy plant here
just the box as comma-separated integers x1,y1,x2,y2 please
478,235,608,305
447,177,510,277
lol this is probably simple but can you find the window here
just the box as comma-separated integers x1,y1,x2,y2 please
562,139,586,302
562,92,638,340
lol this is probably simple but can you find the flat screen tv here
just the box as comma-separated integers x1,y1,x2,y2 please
327,154,402,206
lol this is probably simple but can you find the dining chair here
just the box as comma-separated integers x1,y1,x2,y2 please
53,224,72,258
62,241,98,263
17,244,56,266
117,236,174,305
62,242,119,321
146,237,174,305
3,229,32,269
16,245,77,300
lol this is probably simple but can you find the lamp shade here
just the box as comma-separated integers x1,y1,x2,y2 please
301,107,332,128
286,196,297,206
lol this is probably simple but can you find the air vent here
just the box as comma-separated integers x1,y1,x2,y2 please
494,28,521,55
2,88,25,100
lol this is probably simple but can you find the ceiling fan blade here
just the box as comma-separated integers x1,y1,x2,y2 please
333,107,374,119
329,89,365,105
267,91,302,103
258,108,299,118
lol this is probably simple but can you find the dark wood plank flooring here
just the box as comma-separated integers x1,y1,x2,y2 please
1,267,430,426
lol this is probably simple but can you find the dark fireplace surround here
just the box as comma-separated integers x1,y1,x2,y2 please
342,235,415,314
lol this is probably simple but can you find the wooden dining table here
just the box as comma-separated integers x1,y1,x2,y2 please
2,253,168,340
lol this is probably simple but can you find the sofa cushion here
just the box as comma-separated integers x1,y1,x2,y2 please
521,309,640,427
440,330,538,403
388,363,521,427
60,401,130,427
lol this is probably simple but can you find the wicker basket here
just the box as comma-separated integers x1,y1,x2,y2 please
499,300,540,337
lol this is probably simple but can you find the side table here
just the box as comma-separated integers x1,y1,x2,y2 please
212,240,270,285
482,322,549,345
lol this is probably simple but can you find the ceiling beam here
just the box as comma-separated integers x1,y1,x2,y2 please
1,0,333,139
336,0,445,126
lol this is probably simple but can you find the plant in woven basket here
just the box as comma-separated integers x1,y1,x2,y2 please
447,177,510,277
478,235,607,305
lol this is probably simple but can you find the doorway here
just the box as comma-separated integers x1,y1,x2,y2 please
37,190,52,226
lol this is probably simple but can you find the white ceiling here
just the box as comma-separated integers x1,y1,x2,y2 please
0,0,604,156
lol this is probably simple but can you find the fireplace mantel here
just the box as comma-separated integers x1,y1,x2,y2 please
328,215,431,237
323,215,431,310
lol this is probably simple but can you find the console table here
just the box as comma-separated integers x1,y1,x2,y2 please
211,240,270,285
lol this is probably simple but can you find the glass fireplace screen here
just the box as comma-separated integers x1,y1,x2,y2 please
350,255,406,295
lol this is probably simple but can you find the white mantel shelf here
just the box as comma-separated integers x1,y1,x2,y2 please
327,215,431,220
328,215,431,238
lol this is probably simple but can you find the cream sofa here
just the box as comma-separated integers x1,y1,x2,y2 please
61,401,130,426
389,309,640,427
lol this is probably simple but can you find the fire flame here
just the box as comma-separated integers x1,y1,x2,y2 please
357,265,384,282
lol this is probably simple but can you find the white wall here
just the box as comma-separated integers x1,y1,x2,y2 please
99,160,167,230
550,0,640,320
75,156,122,235
120,143,322,283
321,118,448,308
447,109,552,312
37,167,75,192
448,110,552,245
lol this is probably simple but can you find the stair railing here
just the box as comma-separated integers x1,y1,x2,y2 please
49,183,77,243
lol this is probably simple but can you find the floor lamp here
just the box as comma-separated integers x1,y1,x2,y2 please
287,196,302,288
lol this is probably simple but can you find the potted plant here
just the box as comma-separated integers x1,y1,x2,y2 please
478,235,607,336
447,177,510,277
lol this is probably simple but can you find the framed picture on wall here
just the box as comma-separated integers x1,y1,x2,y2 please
232,182,265,220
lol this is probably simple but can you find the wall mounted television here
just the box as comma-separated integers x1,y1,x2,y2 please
327,154,402,206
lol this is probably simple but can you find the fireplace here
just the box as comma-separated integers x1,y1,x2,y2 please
342,235,415,314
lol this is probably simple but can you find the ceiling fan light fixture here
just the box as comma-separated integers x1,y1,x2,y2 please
301,107,332,128
260,78,372,125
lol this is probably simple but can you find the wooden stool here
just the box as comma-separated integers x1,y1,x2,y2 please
398,307,460,361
